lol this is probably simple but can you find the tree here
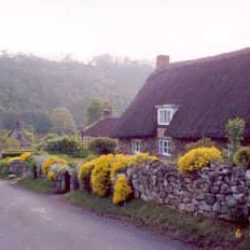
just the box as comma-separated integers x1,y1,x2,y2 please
225,117,245,160
86,99,103,125
50,107,77,135
22,112,52,134
0,130,20,151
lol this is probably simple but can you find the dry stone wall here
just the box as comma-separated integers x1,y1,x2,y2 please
126,161,250,221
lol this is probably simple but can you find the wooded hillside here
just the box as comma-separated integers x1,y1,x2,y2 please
0,53,152,130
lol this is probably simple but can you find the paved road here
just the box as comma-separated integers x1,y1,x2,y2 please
0,180,193,250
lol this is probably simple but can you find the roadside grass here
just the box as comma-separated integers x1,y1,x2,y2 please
66,190,250,249
18,177,52,193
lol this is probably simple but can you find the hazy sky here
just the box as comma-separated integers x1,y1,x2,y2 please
0,0,250,62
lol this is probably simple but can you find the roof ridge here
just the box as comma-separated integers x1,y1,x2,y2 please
149,47,250,80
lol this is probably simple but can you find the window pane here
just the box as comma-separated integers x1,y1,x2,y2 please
158,139,171,155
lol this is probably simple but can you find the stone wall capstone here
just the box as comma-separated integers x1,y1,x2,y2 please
126,161,250,221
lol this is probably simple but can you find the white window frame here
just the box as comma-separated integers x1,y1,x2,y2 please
158,139,172,156
131,140,142,154
156,105,178,126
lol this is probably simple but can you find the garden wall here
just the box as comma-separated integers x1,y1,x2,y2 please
126,161,250,221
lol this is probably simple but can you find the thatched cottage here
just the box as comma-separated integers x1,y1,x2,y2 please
113,49,250,157
83,108,119,144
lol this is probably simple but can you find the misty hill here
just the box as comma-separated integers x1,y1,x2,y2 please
0,53,153,128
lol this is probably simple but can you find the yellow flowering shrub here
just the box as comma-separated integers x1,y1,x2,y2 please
46,163,69,181
90,154,114,197
8,152,33,164
78,160,96,183
41,156,67,176
178,147,222,173
78,152,157,197
47,171,57,181
8,156,22,164
113,174,133,205
110,154,130,181
78,159,97,191
20,152,32,161
110,153,158,180
132,152,158,165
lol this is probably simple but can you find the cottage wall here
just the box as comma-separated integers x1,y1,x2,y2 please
126,161,250,221
118,138,157,155
118,137,231,158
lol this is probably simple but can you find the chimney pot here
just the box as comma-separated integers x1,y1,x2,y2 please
101,108,112,119
156,55,170,69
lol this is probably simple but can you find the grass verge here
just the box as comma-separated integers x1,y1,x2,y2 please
17,177,52,193
66,190,250,250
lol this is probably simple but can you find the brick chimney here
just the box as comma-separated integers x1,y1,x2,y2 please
101,108,112,119
156,55,170,69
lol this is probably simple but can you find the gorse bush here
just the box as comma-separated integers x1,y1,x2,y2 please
47,163,69,181
110,154,129,181
234,147,250,168
90,154,113,197
78,160,96,192
41,156,67,176
88,137,117,155
8,151,33,164
47,171,57,181
110,153,157,181
113,174,133,205
8,156,22,164
20,152,32,161
178,147,222,173
78,153,157,199
185,138,215,152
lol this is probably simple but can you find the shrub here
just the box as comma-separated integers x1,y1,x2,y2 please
185,138,215,152
20,152,32,161
90,154,113,197
0,158,9,177
47,163,69,181
78,160,96,192
110,153,158,181
70,149,89,159
24,156,36,169
88,137,117,155
225,118,245,160
8,156,22,164
45,137,81,155
178,147,222,173
234,147,250,168
77,153,157,196
110,154,130,181
113,174,133,205
41,156,67,176
47,171,57,181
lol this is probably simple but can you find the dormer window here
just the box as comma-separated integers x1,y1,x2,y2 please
156,104,178,126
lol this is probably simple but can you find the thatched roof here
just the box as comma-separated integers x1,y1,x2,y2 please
83,117,119,138
114,48,250,139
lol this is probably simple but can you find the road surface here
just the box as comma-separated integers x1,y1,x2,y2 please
0,180,193,250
